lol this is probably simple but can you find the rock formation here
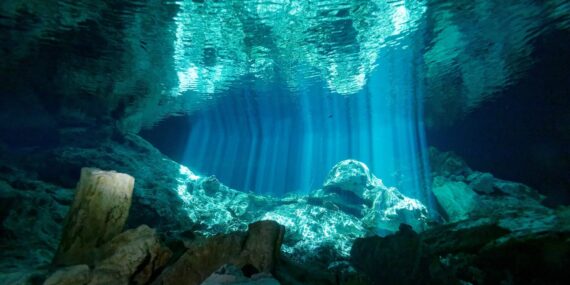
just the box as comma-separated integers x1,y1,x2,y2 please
89,225,172,285
351,207,570,285
0,130,567,285
349,148,570,285
428,147,549,222
321,159,429,234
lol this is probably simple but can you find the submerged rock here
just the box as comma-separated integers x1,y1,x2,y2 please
322,159,429,235
261,203,365,263
152,221,284,285
89,225,172,285
351,224,431,285
431,177,478,222
0,162,72,271
2,129,560,285
467,172,495,194
363,187,429,234
43,265,91,285
351,208,570,285
323,160,379,201
429,147,550,223
201,264,280,285
40,225,172,285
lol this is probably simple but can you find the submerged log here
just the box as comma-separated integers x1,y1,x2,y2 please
53,167,135,266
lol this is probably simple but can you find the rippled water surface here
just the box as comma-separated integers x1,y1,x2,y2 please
1,0,567,105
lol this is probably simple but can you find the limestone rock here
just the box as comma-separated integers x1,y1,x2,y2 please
152,221,283,285
261,203,365,263
467,172,495,194
53,168,135,266
201,264,280,285
351,224,431,285
153,233,246,285
322,160,379,201
44,265,91,285
0,165,72,271
89,225,172,285
432,176,478,222
351,208,570,285
429,148,550,223
363,187,429,234
243,221,285,273
321,159,429,235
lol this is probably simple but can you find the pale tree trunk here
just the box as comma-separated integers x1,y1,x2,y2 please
53,167,135,266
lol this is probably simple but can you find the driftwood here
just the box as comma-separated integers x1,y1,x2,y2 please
53,167,134,266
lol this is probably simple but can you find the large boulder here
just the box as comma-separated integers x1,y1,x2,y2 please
244,221,285,273
322,160,379,201
322,159,429,235
431,177,479,222
429,148,550,223
363,187,429,234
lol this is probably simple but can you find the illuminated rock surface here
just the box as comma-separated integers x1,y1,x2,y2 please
323,160,379,201
362,186,428,234
322,159,429,234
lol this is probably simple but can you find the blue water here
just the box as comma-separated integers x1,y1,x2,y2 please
181,38,432,203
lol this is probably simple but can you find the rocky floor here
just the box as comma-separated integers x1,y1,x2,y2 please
0,128,568,284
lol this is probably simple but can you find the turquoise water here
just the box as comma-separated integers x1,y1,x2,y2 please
1,0,570,282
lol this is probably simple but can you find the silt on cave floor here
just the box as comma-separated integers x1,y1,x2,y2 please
0,128,568,285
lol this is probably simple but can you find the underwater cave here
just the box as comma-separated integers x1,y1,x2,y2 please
0,0,569,284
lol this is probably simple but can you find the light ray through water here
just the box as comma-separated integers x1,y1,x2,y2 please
181,38,435,213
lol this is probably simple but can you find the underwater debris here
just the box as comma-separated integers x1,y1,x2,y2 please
53,168,135,266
